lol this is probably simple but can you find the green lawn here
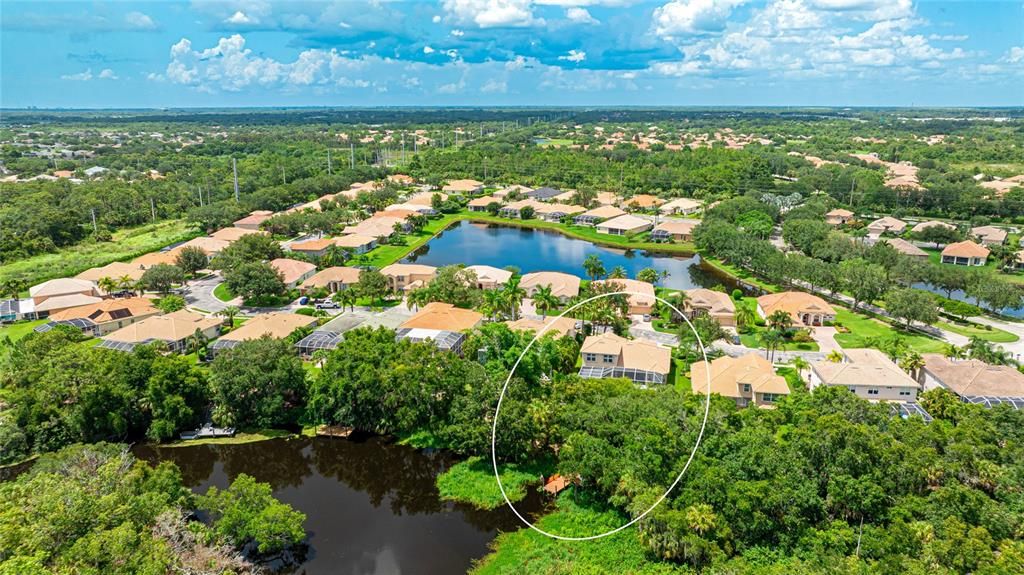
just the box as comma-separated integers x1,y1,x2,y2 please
0,319,47,342
923,246,1024,285
436,456,552,510
535,138,575,148
212,282,236,302
701,257,781,292
0,219,199,286
832,309,947,354
776,366,807,393
937,320,1019,343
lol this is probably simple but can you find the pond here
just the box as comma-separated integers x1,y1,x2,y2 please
134,435,543,575
403,221,738,292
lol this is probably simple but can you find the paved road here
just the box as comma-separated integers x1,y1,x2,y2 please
968,316,1024,360
185,275,234,313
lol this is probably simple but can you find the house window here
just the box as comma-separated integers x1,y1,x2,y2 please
899,390,911,396
762,393,778,403
584,353,597,362
867,389,879,395
741,384,751,393
602,354,615,363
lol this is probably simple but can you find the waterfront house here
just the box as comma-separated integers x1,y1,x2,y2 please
971,225,1008,246
578,332,671,385
919,354,1024,406
596,214,653,236
690,353,790,408
535,203,586,222
209,312,318,356
301,267,362,294
288,238,340,259
269,258,317,289
912,220,957,234
593,278,655,315
343,215,408,238
333,234,378,254
809,348,920,402
381,263,438,292
650,220,696,242
825,208,855,226
498,199,545,219
395,302,484,355
880,238,928,258
467,195,503,212
98,309,222,353
526,187,562,201
462,265,513,289
493,185,533,200
941,241,989,266
38,297,159,336
659,198,702,216
520,271,581,302
683,288,736,326
756,291,836,326
574,205,626,226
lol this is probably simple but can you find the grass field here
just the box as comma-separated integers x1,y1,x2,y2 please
832,309,947,354
0,319,47,342
213,282,236,302
0,219,199,286
436,456,552,510
936,320,1019,343
701,257,780,292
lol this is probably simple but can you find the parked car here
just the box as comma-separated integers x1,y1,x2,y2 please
316,301,340,310
298,296,309,305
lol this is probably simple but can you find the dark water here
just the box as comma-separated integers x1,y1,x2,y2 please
134,436,543,575
404,221,735,291
912,282,1024,318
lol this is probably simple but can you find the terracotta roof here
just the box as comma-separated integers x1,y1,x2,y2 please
535,203,586,216
374,209,417,220
811,348,919,388
210,227,267,243
442,179,484,193
941,240,990,259
880,238,928,257
218,312,318,342
30,278,97,299
595,192,620,205
233,211,274,228
388,174,415,184
685,288,735,315
269,258,316,285
659,198,702,213
75,261,146,283
624,194,665,208
103,309,221,344
404,191,445,206
757,291,836,320
179,236,230,255
303,266,362,288
332,234,377,249
826,208,854,217
922,354,1024,397
381,263,437,277
971,226,1008,243
400,302,483,332
132,250,181,268
912,220,957,233
653,220,697,235
594,278,655,310
867,216,907,232
598,214,653,231
462,265,513,285
690,353,789,398
289,238,335,252
467,195,503,207
579,205,626,219
505,316,577,338
34,293,104,313
49,297,157,324
343,216,406,238
521,271,581,299
581,332,671,374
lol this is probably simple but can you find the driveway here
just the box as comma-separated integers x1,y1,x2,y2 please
185,275,235,314
809,326,842,355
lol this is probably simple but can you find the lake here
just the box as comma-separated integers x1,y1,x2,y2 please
403,221,736,292
134,436,543,575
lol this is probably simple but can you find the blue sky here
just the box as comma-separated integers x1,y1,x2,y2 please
2,1,1022,108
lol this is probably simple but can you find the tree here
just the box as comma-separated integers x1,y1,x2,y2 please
736,210,774,239
480,289,505,320
155,294,186,313
212,234,284,272
915,224,961,248
223,262,286,302
759,329,785,362
765,309,794,332
97,276,119,295
198,473,307,555
355,269,390,307
485,202,501,216
840,259,887,310
175,246,209,278
532,284,560,318
968,277,1024,314
502,275,527,320
885,288,938,329
519,205,535,220
637,267,660,284
782,219,832,255
792,356,809,381
583,254,606,281
145,355,208,441
335,288,358,312
217,305,241,327
928,265,970,299
608,265,627,279
141,264,185,295
209,336,307,428
898,351,925,381
734,305,758,334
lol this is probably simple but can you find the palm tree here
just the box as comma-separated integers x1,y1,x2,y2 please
685,504,717,536
217,305,240,328
792,356,809,382
826,350,844,363
407,287,431,311
759,329,784,362
118,275,136,293
899,351,925,381
582,254,606,281
734,305,757,334
0,279,24,300
766,309,794,332
97,276,119,296
480,289,505,321
336,288,358,312
608,266,627,279
502,276,527,320
532,285,559,318
943,344,965,361
188,328,208,357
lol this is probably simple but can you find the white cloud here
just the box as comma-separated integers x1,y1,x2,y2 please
442,0,542,28
61,69,93,81
98,68,118,80
650,60,704,76
225,11,256,25
808,0,913,21
558,49,587,62
929,34,968,42
505,55,529,70
481,79,508,93
451,29,465,37
432,15,442,23
565,7,599,24
424,45,436,54
1004,46,1024,63
653,0,748,38
124,11,157,30
438,82,461,93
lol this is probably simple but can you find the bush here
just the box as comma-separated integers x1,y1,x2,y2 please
731,289,744,301
295,307,316,316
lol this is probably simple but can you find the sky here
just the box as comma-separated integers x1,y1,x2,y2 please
2,0,1022,108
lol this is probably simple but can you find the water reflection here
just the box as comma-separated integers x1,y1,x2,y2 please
134,436,543,575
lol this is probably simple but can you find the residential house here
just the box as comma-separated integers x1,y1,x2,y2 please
622,194,665,211
209,312,318,356
442,179,484,194
209,227,267,243
595,191,620,206
384,203,436,216
880,238,928,258
405,191,446,206
177,236,231,259
493,185,532,200
659,198,702,216
380,263,437,292
132,249,182,269
552,191,576,203
28,278,102,317
286,194,340,213
288,238,340,259
578,332,671,385
919,354,1024,406
912,220,957,234
593,278,655,315
233,210,275,231
269,258,317,289
505,316,578,339
520,271,581,302
867,216,907,237
462,265,512,289
526,187,562,201
756,291,836,326
0,298,35,323
941,241,989,266
683,288,736,326
971,225,1008,246
825,208,855,226
809,348,920,402
75,261,146,285
332,234,378,254
388,174,415,185
301,267,362,294
98,309,222,353
395,302,484,355
574,205,626,226
596,214,653,236
690,353,790,408
535,203,586,222
468,195,503,212
650,220,696,242
343,215,408,239
498,199,545,219
38,297,159,336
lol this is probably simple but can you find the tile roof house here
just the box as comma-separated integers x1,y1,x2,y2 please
29,278,99,306
659,198,702,216
756,291,836,326
578,332,671,386
596,214,653,236
593,278,655,315
825,208,855,226
911,220,957,234
99,309,222,353
405,191,446,206
521,271,581,301
971,226,1008,246
683,288,736,326
332,234,378,254
526,187,563,201
288,238,340,258
880,238,928,258
301,266,362,293
233,210,275,230
75,261,147,285
132,249,182,269
461,265,513,289
534,202,586,222
380,263,438,292
467,195,504,212
573,205,626,226
269,258,317,288
505,316,578,339
41,297,159,336
492,185,533,199
866,216,907,236
343,215,408,238
210,312,318,355
809,348,920,402
498,199,546,219
178,236,231,258
395,302,484,354
690,353,790,408
623,194,665,210
442,179,484,194
650,220,696,243
595,192,621,206
919,354,1024,404
209,227,268,243
941,241,989,266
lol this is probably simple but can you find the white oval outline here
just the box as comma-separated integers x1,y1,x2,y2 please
490,289,712,541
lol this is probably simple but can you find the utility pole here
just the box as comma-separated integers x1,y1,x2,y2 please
327,148,333,175
90,208,97,233
401,133,406,162
232,157,239,202
350,144,355,169
150,197,156,222
282,167,287,185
